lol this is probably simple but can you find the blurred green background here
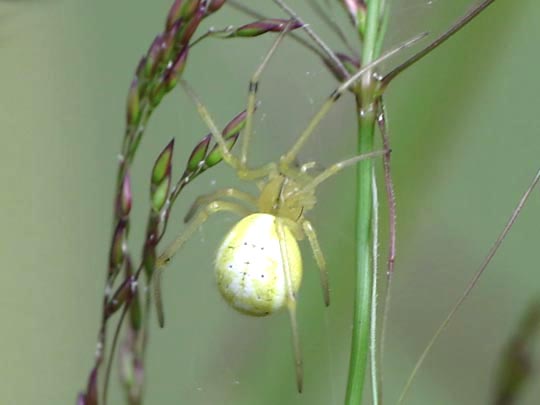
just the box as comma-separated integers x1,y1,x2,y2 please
1,0,539,404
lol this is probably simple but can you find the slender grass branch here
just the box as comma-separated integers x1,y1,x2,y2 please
346,0,385,403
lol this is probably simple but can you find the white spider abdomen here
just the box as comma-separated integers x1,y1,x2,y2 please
215,213,302,316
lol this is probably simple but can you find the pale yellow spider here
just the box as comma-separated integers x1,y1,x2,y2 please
154,30,421,392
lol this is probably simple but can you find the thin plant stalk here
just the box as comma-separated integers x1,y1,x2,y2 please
346,0,386,403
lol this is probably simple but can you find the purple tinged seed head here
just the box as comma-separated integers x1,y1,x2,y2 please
222,109,247,138
186,133,211,173
177,6,204,45
143,238,157,278
207,0,226,13
151,140,174,212
105,275,135,318
109,220,127,272
165,0,183,30
126,78,140,126
233,18,302,37
164,45,189,90
117,171,132,218
167,0,201,29
145,34,165,77
85,368,98,405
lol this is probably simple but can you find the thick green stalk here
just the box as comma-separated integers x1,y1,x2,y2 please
345,0,382,403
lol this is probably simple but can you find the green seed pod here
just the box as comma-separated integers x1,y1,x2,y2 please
186,133,211,173
143,238,157,278
117,171,132,218
152,139,174,185
109,220,127,271
231,19,302,38
151,176,171,212
126,78,140,125
205,133,239,168
222,109,248,137
144,35,164,77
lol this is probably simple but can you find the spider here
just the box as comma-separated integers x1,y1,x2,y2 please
153,28,421,392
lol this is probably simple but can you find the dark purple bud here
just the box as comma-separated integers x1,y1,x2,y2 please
205,133,239,167
85,368,98,405
164,46,189,91
127,78,140,125
152,139,174,185
117,171,132,218
186,133,211,173
109,220,127,272
232,19,302,37
207,0,226,13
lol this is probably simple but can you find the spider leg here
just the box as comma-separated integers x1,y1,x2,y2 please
275,217,303,393
181,79,277,180
240,21,293,166
301,219,329,307
154,200,252,328
279,33,425,168
184,188,257,223
294,149,387,196
180,22,294,182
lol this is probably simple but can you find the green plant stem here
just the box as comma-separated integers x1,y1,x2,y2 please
346,0,382,403
346,108,376,404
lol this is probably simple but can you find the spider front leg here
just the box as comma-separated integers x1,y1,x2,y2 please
184,188,258,223
275,217,304,393
154,200,253,327
301,219,329,307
